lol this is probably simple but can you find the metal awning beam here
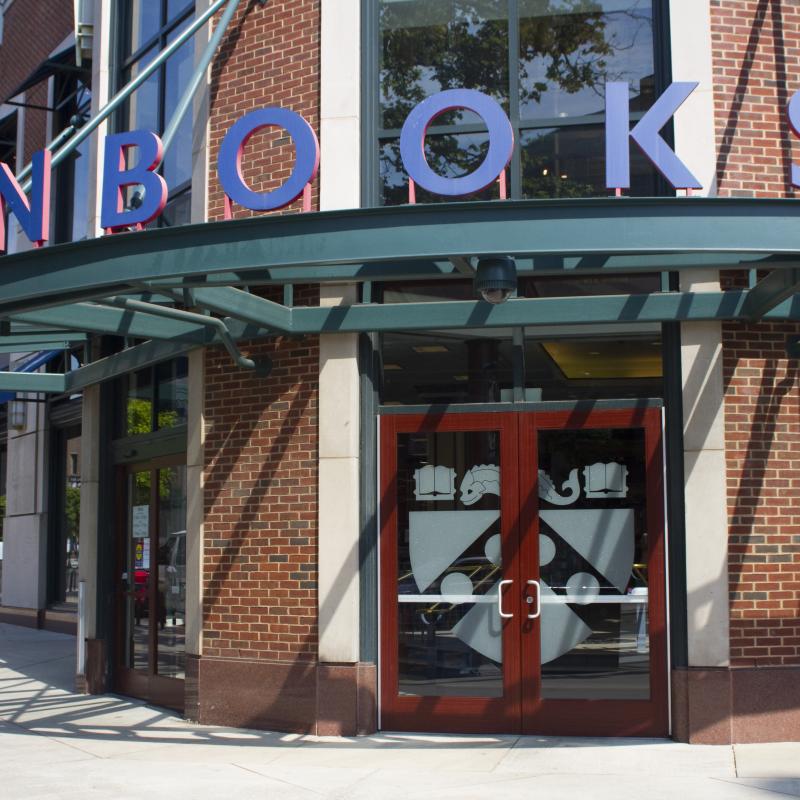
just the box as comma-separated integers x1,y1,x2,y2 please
4,199,800,315
0,371,66,393
287,290,796,334
65,339,198,392
141,287,800,338
142,253,794,288
741,268,800,320
189,286,292,332
14,287,800,393
11,302,211,343
99,296,255,368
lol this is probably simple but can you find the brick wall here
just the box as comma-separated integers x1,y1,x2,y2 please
203,319,319,661
723,319,800,665
711,0,800,198
207,0,320,220
203,1,321,661
712,1,800,666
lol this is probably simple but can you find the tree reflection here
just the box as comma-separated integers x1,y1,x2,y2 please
378,0,655,204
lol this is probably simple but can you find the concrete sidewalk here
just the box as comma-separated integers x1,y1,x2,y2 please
0,623,797,800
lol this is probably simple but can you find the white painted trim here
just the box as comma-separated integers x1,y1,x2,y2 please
669,0,717,196
87,0,113,238
320,0,360,211
317,0,363,666
185,348,205,656
670,1,730,669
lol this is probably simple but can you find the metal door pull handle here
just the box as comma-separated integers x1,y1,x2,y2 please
497,579,513,618
526,579,541,619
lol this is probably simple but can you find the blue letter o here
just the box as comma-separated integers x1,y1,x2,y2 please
217,107,319,212
399,89,514,197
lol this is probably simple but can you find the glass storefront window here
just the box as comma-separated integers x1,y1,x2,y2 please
374,0,663,205
379,0,510,130
119,0,195,226
122,358,188,437
380,133,495,205
126,368,154,436
520,124,658,198
518,0,655,121
156,358,188,430
382,331,515,405
378,281,663,406
127,0,162,52
157,465,186,679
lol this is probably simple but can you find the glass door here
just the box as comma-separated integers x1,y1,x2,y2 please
379,406,668,736
379,413,522,732
519,407,667,736
116,456,187,711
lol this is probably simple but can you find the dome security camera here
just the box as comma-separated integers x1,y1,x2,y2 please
474,256,517,305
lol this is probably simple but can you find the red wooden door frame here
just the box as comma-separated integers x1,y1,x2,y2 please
378,406,668,737
519,407,668,737
379,412,522,733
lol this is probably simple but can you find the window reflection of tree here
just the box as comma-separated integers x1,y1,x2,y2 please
378,1,656,203
519,1,653,110
380,2,510,130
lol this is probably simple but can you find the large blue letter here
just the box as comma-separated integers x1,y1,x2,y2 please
101,130,168,231
217,108,319,212
606,81,701,191
0,149,51,252
400,89,514,197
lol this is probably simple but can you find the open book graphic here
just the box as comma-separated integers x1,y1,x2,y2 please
582,462,629,499
413,464,457,501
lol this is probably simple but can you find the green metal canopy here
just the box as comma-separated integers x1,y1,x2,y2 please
1,196,799,393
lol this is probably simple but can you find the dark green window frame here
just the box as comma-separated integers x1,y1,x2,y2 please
115,0,196,227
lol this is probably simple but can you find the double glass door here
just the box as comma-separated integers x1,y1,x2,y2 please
379,408,667,736
115,456,187,711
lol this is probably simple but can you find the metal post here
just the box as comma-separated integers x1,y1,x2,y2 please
77,579,86,675
161,0,244,156
19,0,231,192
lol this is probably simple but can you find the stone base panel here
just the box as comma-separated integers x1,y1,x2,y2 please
186,657,377,736
672,666,800,744
79,643,378,736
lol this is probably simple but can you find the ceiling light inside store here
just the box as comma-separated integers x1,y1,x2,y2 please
542,339,663,379
412,345,449,353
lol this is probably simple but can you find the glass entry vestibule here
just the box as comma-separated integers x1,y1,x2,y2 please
379,406,666,736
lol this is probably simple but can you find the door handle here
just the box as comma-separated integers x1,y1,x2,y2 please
497,579,513,619
526,579,541,619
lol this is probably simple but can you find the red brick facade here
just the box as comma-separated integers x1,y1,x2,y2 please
203,329,319,662
207,0,320,220
712,0,800,667
202,2,321,663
